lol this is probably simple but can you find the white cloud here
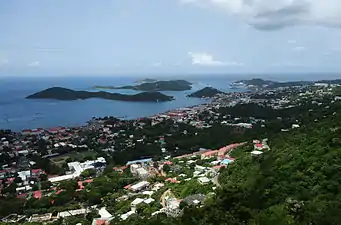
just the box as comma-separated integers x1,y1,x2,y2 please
188,52,243,67
292,46,305,51
287,40,297,44
188,52,225,66
180,0,341,30
28,61,40,67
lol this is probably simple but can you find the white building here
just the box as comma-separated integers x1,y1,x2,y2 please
130,181,150,192
198,177,210,185
49,157,106,183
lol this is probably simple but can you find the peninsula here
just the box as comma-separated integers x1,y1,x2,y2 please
26,87,174,102
188,87,225,98
94,80,192,91
234,78,341,89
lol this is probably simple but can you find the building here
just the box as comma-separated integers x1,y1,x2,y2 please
251,150,263,156
135,167,149,179
126,158,152,166
130,181,150,192
198,177,210,185
29,213,52,223
58,209,90,218
48,157,106,183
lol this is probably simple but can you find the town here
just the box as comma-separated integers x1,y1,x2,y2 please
0,81,340,225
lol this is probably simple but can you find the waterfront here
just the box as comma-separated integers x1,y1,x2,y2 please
0,76,244,131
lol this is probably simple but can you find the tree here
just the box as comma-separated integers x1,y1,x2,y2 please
163,164,171,173
41,181,52,190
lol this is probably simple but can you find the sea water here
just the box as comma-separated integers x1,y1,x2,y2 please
0,75,244,131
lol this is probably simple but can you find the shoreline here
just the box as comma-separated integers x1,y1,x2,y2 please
1,99,213,133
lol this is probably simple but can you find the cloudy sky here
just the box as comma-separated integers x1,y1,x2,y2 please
1,0,341,76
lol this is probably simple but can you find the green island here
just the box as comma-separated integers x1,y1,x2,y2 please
187,87,225,98
94,80,192,91
26,87,174,102
1,81,341,225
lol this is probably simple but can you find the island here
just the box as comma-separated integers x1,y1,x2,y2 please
94,80,192,91
188,87,225,98
26,87,174,102
134,78,158,84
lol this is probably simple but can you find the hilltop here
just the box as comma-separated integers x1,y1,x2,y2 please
26,87,174,102
94,80,192,92
187,87,225,98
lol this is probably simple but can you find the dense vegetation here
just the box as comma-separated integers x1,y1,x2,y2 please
115,101,341,225
187,87,225,98
26,87,174,102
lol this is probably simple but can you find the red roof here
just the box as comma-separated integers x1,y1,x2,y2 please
163,161,173,165
96,219,109,225
31,169,45,174
56,189,63,195
255,143,263,148
124,184,132,190
17,193,28,199
202,150,219,157
212,165,226,170
34,190,42,199
166,178,180,183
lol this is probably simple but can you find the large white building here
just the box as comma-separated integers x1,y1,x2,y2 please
49,157,106,183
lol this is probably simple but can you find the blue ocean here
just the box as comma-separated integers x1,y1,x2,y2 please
0,76,243,131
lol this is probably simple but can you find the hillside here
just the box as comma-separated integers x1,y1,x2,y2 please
26,87,174,102
235,78,341,89
114,99,341,225
187,87,225,98
95,80,192,91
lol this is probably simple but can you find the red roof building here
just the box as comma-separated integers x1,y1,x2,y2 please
33,190,42,199
166,178,180,183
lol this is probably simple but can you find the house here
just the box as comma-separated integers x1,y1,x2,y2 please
130,181,150,192
198,177,210,185
135,167,149,179
166,178,180,184
251,150,263,156
91,218,113,225
120,211,135,221
126,158,152,166
221,158,234,165
131,198,145,209
33,190,42,199
201,150,219,159
195,165,206,172
29,213,52,223
58,209,90,218
292,124,300,129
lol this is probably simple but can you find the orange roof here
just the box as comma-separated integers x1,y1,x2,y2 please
96,219,109,225
34,190,42,199
202,150,218,156
166,178,180,183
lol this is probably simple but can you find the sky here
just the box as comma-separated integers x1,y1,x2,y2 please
1,0,341,76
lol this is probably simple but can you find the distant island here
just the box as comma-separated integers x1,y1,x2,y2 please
234,78,341,89
134,78,158,84
26,87,174,102
188,87,225,98
94,80,192,92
